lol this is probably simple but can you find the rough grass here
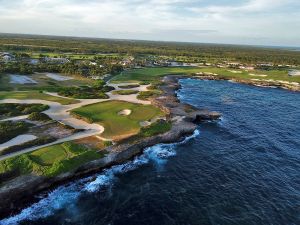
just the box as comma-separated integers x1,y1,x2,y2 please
0,103,49,119
117,120,172,144
112,90,139,95
0,91,78,105
137,90,161,100
72,100,164,139
0,121,32,144
111,67,300,83
0,141,107,177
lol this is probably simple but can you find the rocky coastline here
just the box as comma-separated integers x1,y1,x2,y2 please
0,75,221,219
193,73,300,92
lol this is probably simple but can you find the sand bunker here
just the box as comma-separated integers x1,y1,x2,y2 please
118,109,131,116
0,134,37,151
249,73,267,77
140,121,151,127
10,75,37,84
228,70,242,74
45,73,73,81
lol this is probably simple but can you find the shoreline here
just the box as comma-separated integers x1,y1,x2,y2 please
0,75,221,219
192,73,300,92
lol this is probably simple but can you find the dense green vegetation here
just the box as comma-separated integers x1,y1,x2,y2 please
0,103,49,119
0,121,31,144
0,136,57,156
118,84,140,89
0,141,107,179
72,100,164,139
1,34,299,65
137,90,161,100
140,120,172,137
0,91,79,104
58,86,109,99
0,58,124,77
112,90,139,95
27,112,51,121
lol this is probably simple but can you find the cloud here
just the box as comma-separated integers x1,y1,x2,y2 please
0,0,299,46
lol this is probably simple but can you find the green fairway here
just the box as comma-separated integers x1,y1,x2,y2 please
0,142,107,177
72,100,164,139
111,67,201,83
111,67,300,83
0,91,79,105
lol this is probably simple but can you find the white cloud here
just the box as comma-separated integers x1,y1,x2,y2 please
0,0,299,46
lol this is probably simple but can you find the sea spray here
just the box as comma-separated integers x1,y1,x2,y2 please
0,130,200,225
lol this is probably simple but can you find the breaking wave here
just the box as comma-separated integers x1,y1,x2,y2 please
0,130,200,225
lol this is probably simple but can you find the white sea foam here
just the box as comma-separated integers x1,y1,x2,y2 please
0,130,200,225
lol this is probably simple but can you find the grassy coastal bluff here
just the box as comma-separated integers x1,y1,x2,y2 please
0,0,299,222
0,34,299,218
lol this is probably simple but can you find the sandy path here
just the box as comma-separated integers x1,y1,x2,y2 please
1,115,29,122
0,135,37,151
0,97,106,160
0,130,105,161
0,83,152,160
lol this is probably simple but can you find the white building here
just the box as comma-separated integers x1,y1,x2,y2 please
1,53,15,62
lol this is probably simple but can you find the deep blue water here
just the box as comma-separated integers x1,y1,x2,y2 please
1,80,300,225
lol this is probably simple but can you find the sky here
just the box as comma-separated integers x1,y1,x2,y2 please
0,0,299,46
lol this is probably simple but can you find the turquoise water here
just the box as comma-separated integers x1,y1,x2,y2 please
1,80,300,225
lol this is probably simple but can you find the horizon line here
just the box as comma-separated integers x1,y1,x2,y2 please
0,32,299,50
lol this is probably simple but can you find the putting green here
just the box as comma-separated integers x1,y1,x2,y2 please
71,100,164,139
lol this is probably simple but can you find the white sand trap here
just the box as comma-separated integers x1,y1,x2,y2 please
118,109,131,116
249,73,268,77
45,73,73,81
140,121,151,127
10,75,37,84
228,70,242,74
0,134,37,151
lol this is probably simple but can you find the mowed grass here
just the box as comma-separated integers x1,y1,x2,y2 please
111,67,300,83
0,91,78,105
72,100,164,139
0,141,107,177
111,67,201,83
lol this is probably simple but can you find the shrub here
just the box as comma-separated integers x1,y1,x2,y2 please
112,90,139,95
0,103,49,119
0,121,31,144
140,120,172,137
0,137,57,156
28,112,51,121
137,91,160,100
118,84,140,89
103,140,113,147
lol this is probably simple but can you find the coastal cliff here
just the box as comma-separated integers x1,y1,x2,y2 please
193,73,300,92
0,75,221,219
